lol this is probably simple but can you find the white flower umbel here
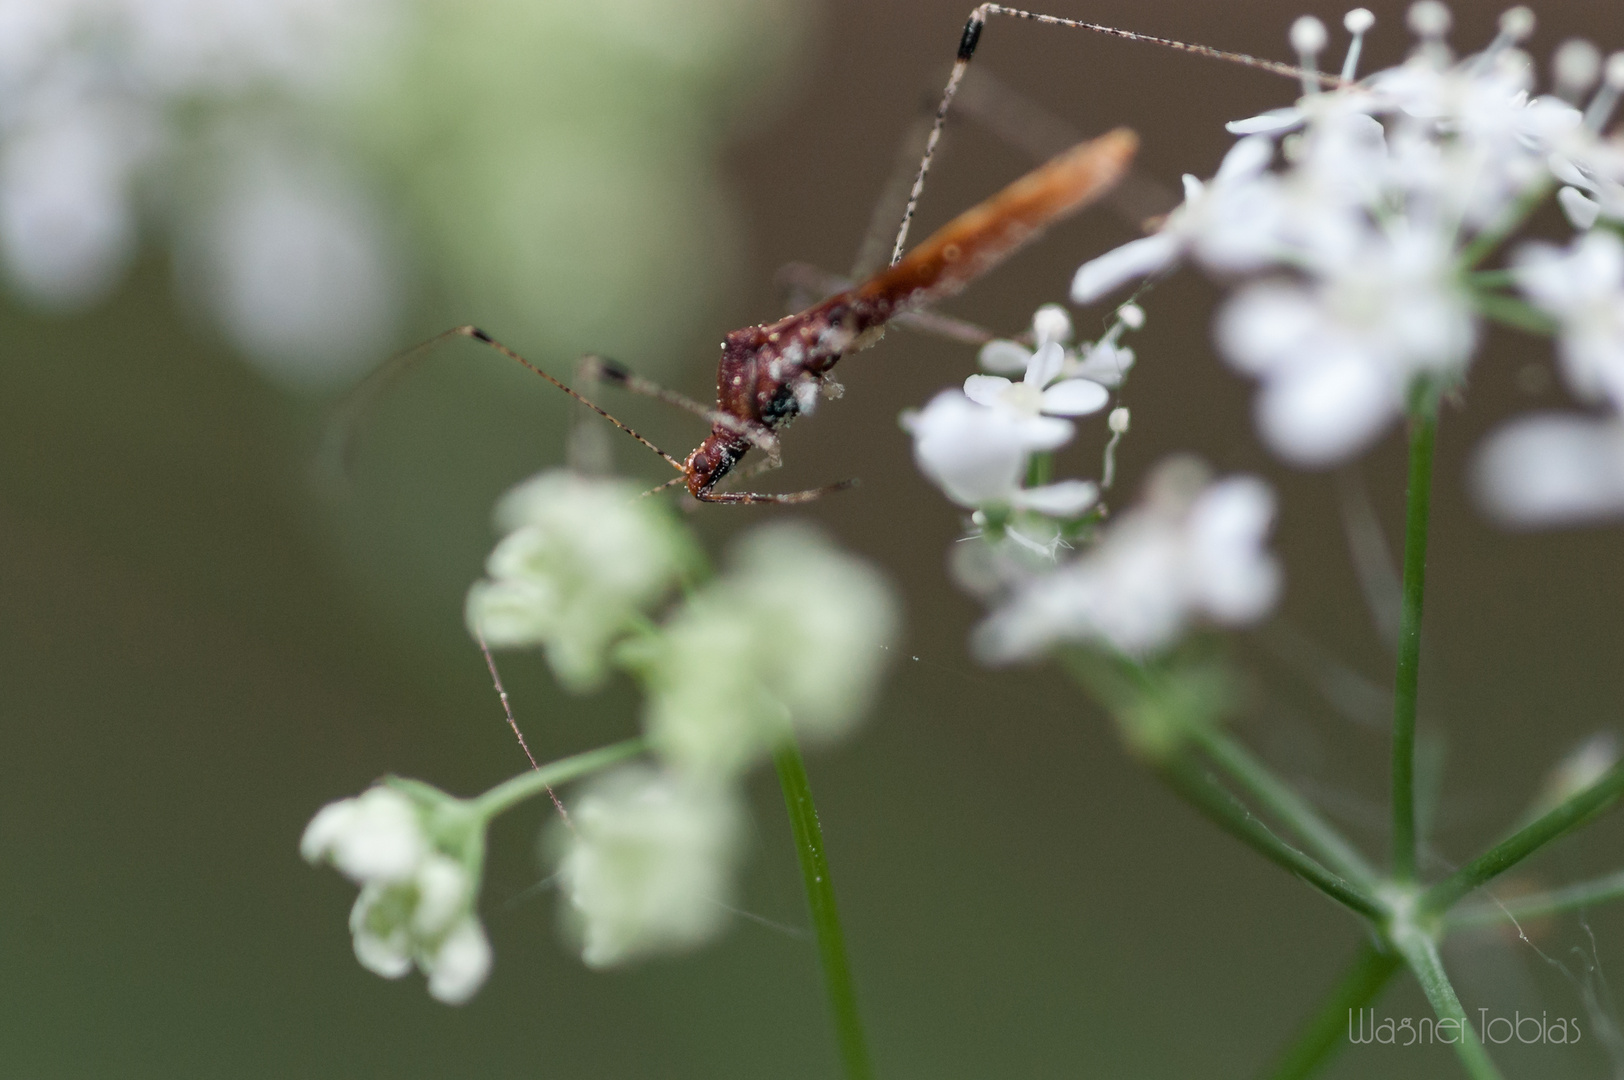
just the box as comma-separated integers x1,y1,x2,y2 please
466,470,698,692
633,524,898,780
1067,9,1624,469
1472,412,1624,526
1514,231,1624,410
302,784,492,1004
974,458,1281,662
556,766,742,968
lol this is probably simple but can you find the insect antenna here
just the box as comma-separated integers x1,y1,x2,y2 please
891,3,1345,265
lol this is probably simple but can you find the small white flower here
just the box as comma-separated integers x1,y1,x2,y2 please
974,460,1281,661
466,470,697,692
422,917,493,1006
1514,231,1624,410
901,389,1071,509
636,524,898,779
557,766,742,968
301,786,425,884
964,342,1110,427
1472,412,1624,526
304,784,493,1004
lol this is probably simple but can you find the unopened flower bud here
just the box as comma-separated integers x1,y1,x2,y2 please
1108,407,1131,434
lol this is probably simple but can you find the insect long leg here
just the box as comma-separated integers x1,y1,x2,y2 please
696,478,858,506
890,4,1342,267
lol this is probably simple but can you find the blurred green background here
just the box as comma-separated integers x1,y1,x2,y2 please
7,1,1624,1077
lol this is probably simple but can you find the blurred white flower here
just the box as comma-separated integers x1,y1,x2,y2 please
0,0,391,316
1216,224,1474,465
1472,412,1624,526
636,523,897,779
1072,135,1281,304
183,151,400,386
301,785,425,882
557,766,742,968
302,784,492,1005
1514,230,1624,410
0,104,153,306
466,470,697,692
975,459,1281,661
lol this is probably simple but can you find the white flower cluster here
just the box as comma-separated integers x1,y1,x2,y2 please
475,471,897,969
1478,226,1624,524
974,458,1281,661
466,471,699,691
556,767,741,969
903,302,1140,553
903,302,1278,660
1073,5,1624,476
301,785,491,1005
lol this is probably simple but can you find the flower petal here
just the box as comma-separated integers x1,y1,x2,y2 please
1039,378,1109,416
1011,480,1100,517
1473,413,1624,527
1071,233,1180,304
977,339,1031,374
1024,341,1065,388
962,373,1011,406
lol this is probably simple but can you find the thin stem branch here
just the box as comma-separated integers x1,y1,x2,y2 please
774,738,874,1080
471,738,645,820
1457,177,1553,270
1449,868,1624,929
1262,939,1400,1080
1391,404,1438,884
1155,756,1385,921
1468,290,1559,336
1190,723,1379,891
1391,929,1504,1080
1423,762,1624,915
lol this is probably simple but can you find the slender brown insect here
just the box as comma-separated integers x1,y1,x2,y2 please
351,7,1328,504
442,129,1135,505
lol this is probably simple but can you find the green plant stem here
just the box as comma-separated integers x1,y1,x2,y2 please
1262,940,1400,1080
1423,762,1624,915
1467,290,1559,336
1391,404,1438,884
1448,868,1624,929
1391,929,1504,1080
1190,724,1379,891
1155,756,1384,921
472,738,645,819
1457,178,1552,269
775,738,874,1080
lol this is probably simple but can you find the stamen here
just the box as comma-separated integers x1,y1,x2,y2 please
1583,52,1624,131
1291,16,1329,96
1553,39,1602,104
1341,9,1375,82
1403,1,1455,49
